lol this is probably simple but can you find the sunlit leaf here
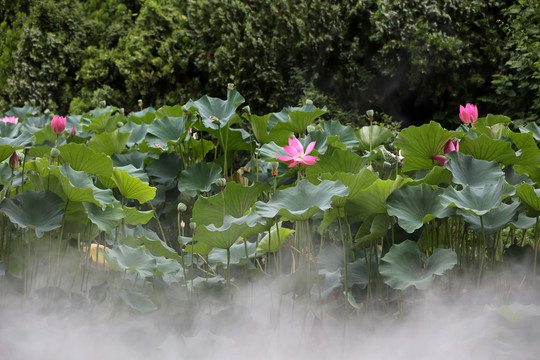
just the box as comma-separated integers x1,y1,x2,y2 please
88,129,131,155
83,201,124,231
187,90,245,129
57,143,113,177
112,168,156,203
356,125,394,151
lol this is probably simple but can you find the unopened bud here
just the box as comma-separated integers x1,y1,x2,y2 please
99,100,106,108
366,109,374,118
9,152,18,169
306,125,316,133
177,202,187,213
116,121,123,128
216,178,227,188
69,126,76,136
305,99,313,105
138,99,143,108
243,105,251,115
50,147,61,158
271,162,279,170
227,83,235,90
189,221,197,231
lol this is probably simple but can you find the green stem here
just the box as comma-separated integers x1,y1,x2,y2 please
477,215,486,287
533,216,539,283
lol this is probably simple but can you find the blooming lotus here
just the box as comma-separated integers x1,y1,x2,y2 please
276,137,318,168
51,115,66,134
432,139,460,166
459,103,478,125
1,116,18,124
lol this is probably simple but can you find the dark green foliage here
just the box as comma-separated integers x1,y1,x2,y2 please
0,0,533,127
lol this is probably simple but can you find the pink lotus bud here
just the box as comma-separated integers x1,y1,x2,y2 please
69,126,76,136
459,103,478,125
9,152,18,169
432,155,448,167
51,115,67,134
443,139,459,154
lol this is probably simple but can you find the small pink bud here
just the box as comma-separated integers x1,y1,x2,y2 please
9,152,18,169
51,115,67,134
69,126,76,136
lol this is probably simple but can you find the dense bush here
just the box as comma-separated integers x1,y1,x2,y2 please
0,0,534,126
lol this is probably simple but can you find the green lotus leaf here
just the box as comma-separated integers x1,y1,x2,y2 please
177,162,222,194
504,165,534,186
258,141,292,161
156,104,186,118
131,225,184,263
387,184,456,233
320,120,358,149
516,183,540,216
380,240,457,290
119,289,157,313
57,143,113,177
155,257,184,282
206,126,251,151
191,139,215,161
458,201,520,234
0,122,20,138
305,130,329,154
112,168,156,203
246,113,291,145
105,244,156,277
354,213,391,247
271,104,327,135
145,116,188,150
477,114,512,127
127,107,156,124
502,130,540,182
345,249,379,289
256,223,295,253
191,182,268,227
346,176,409,222
0,190,65,237
83,200,124,231
195,212,266,249
60,200,89,234
208,241,257,268
120,122,148,147
88,129,131,155
83,112,122,133
255,180,348,221
445,152,504,188
5,105,38,119
520,122,540,141
123,206,154,225
306,148,371,176
459,134,517,164
356,125,394,152
111,151,153,169
319,169,379,208
145,153,183,184
409,166,453,186
0,132,33,147
50,164,116,208
511,213,538,230
440,177,515,216
187,90,245,129
0,145,14,163
393,121,461,171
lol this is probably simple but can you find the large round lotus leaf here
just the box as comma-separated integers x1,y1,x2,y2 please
409,166,453,186
504,165,534,186
177,162,222,195
305,148,372,176
206,127,251,151
123,206,153,225
380,240,457,290
5,105,38,119
520,122,540,141
0,190,65,238
83,112,122,133
155,257,184,283
129,225,184,263
459,134,517,164
191,182,268,227
0,132,33,147
458,201,520,234
346,176,409,222
345,250,379,289
145,116,188,150
255,179,348,221
156,104,186,118
0,122,20,138
0,145,14,163
50,164,116,208
145,153,183,184
393,121,461,171
112,168,156,203
195,212,267,249
503,130,540,183
83,201,124,232
354,213,391,248
387,184,456,233
356,125,394,152
246,113,291,145
270,103,327,135
88,129,131,156
255,223,294,253
186,90,245,129
111,151,154,169
445,152,505,188
440,177,515,216
57,143,113,177
208,241,257,268
120,122,148,147
320,120,359,149
511,213,538,230
127,107,156,124
516,183,540,216
105,244,157,278
119,290,157,313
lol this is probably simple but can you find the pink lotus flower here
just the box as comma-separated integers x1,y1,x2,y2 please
276,137,318,168
432,139,460,166
1,116,18,124
459,103,478,125
51,115,66,134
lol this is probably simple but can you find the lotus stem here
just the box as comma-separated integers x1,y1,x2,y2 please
177,212,190,299
337,213,349,310
226,247,231,299
477,215,486,287
533,216,539,283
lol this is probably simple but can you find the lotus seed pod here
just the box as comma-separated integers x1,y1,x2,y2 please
305,99,313,105
116,121,123,128
50,147,61,158
99,100,106,108
16,149,24,160
227,83,235,90
216,178,227,187
138,99,143,107
271,162,279,170
306,125,316,133
366,109,374,118
177,202,187,213
189,221,197,231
